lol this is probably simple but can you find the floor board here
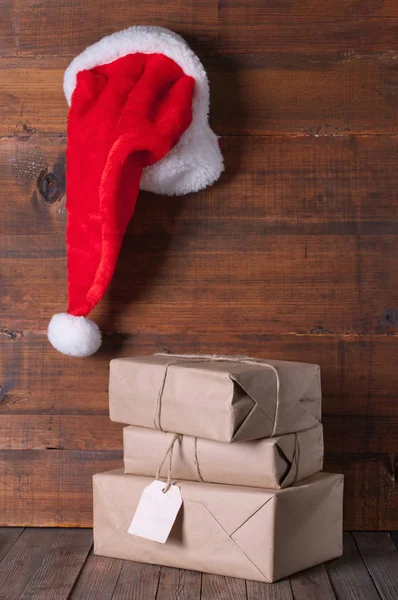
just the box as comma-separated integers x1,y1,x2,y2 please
69,551,124,600
18,529,92,600
289,564,337,600
353,533,398,600
0,529,396,599
326,533,381,600
156,566,202,600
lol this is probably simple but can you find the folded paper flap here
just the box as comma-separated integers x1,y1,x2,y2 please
229,370,277,428
199,489,274,535
199,500,272,582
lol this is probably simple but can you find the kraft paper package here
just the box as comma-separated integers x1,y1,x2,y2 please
123,423,324,489
93,470,343,583
109,354,322,442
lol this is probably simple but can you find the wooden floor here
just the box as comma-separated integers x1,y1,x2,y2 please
0,530,396,600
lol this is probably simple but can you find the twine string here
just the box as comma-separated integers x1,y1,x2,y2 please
156,433,204,492
193,437,204,482
156,432,181,493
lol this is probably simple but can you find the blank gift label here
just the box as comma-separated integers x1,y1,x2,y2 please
128,480,183,543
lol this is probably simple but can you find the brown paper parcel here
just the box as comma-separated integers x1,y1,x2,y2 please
93,470,343,583
123,424,324,489
109,354,322,442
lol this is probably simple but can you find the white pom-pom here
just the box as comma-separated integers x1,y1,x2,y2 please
48,313,102,357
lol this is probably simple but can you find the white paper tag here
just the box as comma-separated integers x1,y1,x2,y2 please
128,480,183,544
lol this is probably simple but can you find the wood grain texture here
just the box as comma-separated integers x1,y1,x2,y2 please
2,333,397,418
157,567,202,600
3,53,398,137
201,574,247,600
18,529,92,600
0,415,123,450
0,414,394,453
111,561,161,600
246,579,293,599
354,532,398,600
289,564,336,600
0,450,122,526
1,135,398,338
2,1,398,56
324,455,398,531
326,533,382,600
0,528,392,600
0,527,24,563
70,551,124,600
0,529,61,600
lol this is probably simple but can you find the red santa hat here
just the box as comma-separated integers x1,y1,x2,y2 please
47,26,223,357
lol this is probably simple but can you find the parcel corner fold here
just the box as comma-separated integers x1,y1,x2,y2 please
109,354,322,443
93,470,343,583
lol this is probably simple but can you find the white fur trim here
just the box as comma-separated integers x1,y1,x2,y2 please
48,313,102,357
64,26,223,195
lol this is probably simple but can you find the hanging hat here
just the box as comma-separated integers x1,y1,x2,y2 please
47,26,223,357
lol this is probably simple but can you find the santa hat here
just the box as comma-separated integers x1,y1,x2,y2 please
47,26,223,357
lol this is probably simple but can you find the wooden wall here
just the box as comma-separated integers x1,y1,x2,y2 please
1,1,397,529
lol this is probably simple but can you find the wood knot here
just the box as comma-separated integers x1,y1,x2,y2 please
37,170,63,204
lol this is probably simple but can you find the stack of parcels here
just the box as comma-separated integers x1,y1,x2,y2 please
94,354,344,583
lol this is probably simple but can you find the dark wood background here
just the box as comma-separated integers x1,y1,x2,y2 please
1,1,397,529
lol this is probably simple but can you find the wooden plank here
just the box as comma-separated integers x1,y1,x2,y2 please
70,551,123,600
0,527,24,563
2,238,398,337
2,1,398,56
289,564,336,600
1,333,397,418
156,566,201,600
218,3,398,54
246,579,293,599
0,415,123,450
2,134,398,234
1,0,218,57
326,532,381,600
2,234,397,338
19,528,92,600
354,532,398,600
2,242,397,337
0,528,60,599
0,450,122,526
111,561,161,600
202,574,247,600
3,53,398,137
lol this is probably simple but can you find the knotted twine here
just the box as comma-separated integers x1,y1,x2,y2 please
154,353,283,492
156,433,206,493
